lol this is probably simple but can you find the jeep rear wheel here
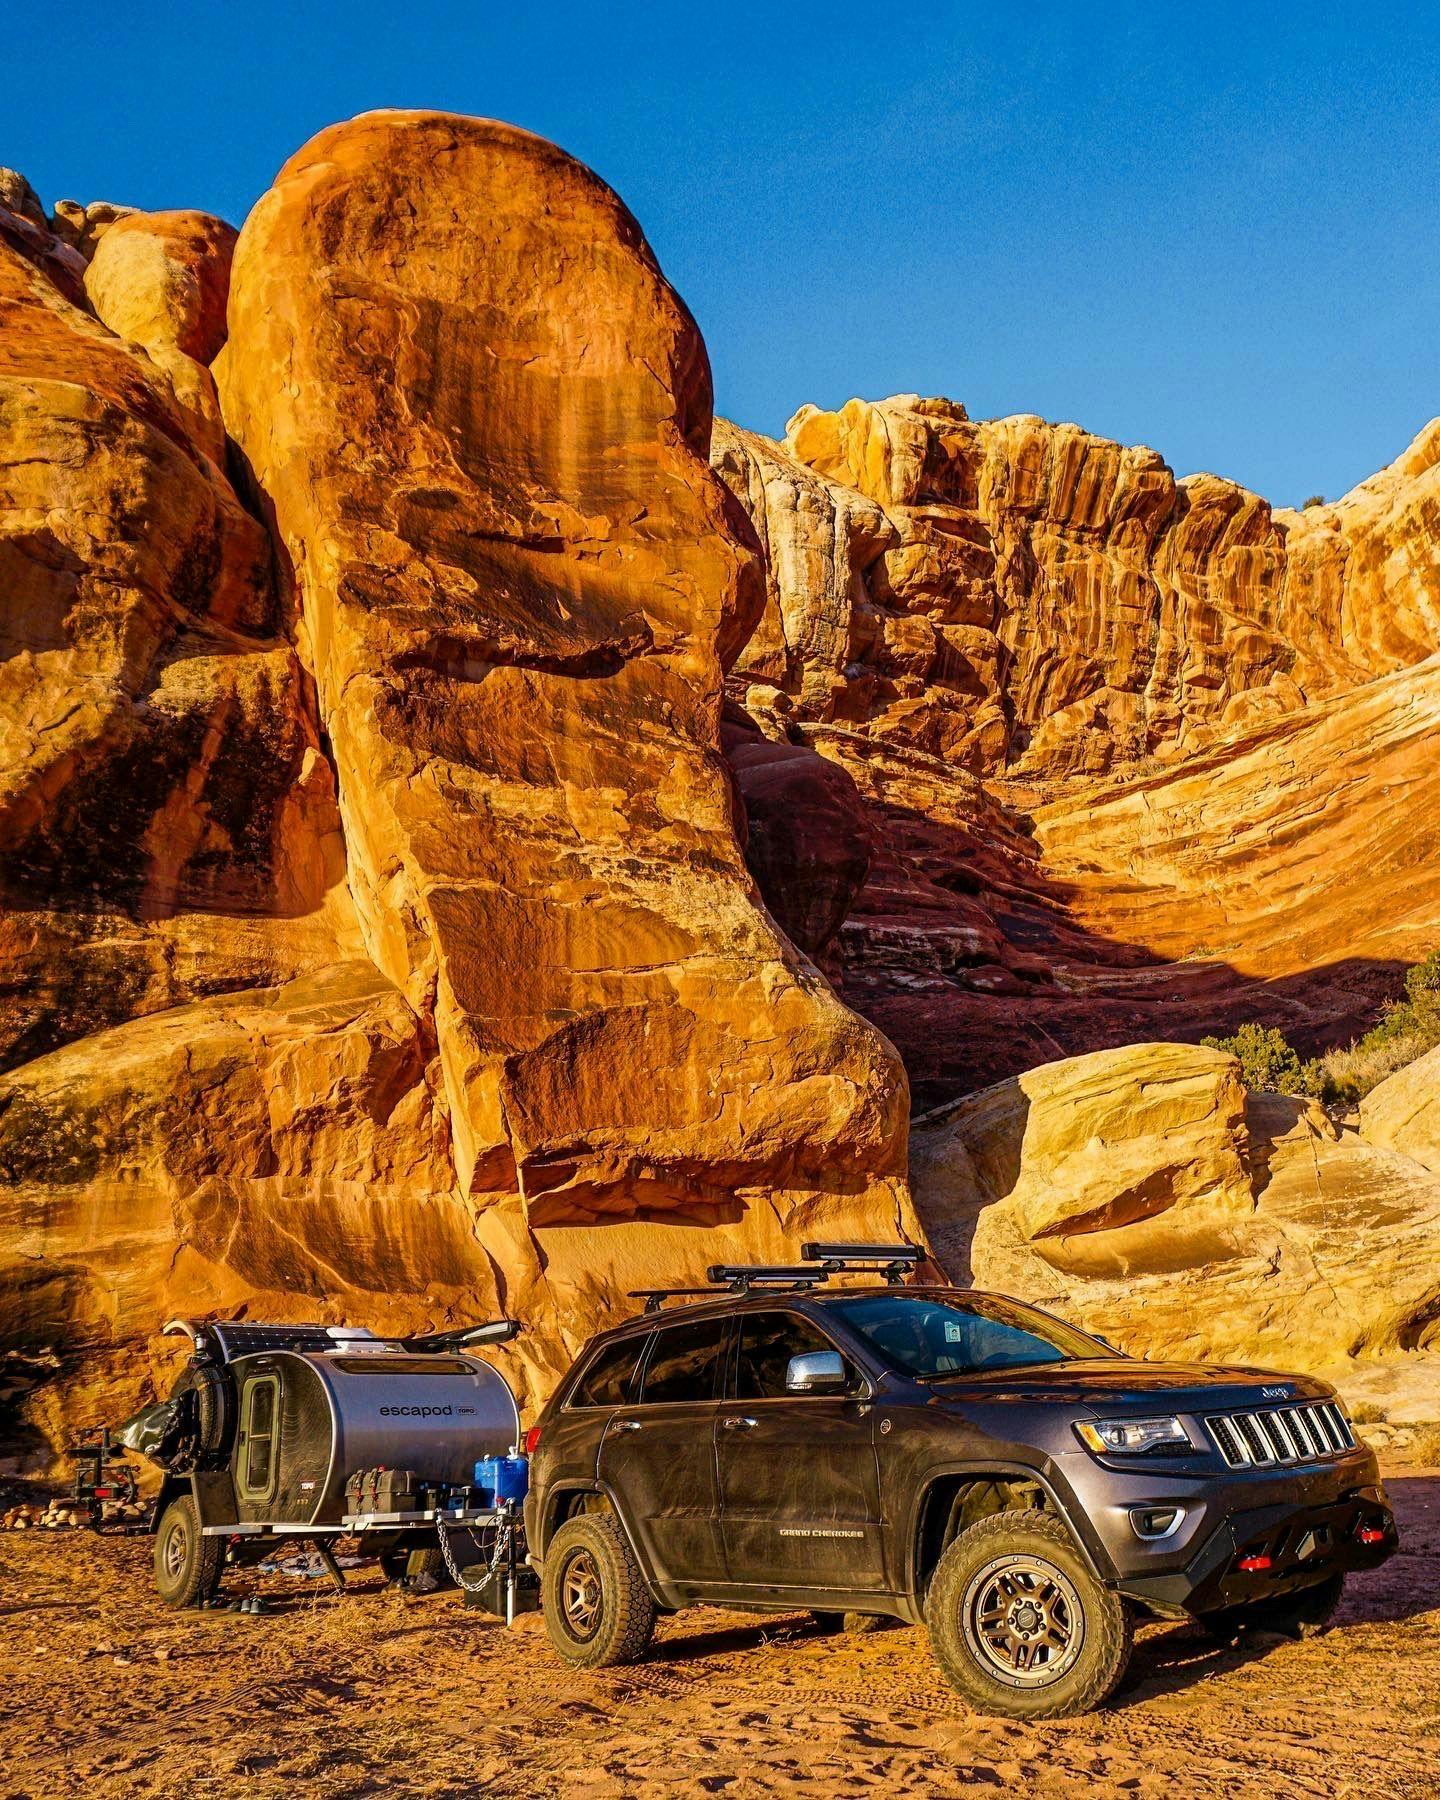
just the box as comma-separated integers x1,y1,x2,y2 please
542,1515,656,1669
154,1495,223,1609
928,1510,1132,1719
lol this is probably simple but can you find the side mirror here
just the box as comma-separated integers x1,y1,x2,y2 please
786,1350,848,1394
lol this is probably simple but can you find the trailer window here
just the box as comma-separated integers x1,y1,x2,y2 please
239,1375,279,1500
570,1336,646,1408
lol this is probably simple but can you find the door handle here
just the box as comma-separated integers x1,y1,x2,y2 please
611,1418,642,1432
722,1416,757,1431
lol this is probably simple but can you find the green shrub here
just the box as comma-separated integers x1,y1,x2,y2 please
1301,493,1327,509
1201,1022,1305,1094
1204,952,1440,1105
1302,949,1440,1105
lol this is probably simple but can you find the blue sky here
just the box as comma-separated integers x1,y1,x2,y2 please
8,2,1438,505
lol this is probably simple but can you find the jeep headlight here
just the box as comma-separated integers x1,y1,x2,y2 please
1075,1416,1194,1456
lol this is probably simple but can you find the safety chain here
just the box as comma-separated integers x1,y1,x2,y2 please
434,1507,512,1594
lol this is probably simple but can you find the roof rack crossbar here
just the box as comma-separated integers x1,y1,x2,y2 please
801,1241,924,1286
629,1245,927,1316
629,1287,725,1315
704,1264,827,1286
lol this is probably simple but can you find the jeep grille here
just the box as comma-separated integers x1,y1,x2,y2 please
1205,1402,1354,1467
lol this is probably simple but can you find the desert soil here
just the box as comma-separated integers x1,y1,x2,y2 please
2,1468,1437,1799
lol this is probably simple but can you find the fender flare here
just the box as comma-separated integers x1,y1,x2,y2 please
537,1479,669,1609
906,1459,1115,1593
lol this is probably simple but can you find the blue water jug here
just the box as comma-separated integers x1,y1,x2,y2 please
474,1454,529,1505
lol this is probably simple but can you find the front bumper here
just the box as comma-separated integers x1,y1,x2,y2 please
1051,1444,1397,1615
1115,1479,1396,1614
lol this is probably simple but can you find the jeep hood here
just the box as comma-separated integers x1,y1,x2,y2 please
923,1359,1334,1414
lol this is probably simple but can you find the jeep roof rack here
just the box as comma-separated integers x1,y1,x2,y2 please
628,1244,925,1313
802,1243,924,1285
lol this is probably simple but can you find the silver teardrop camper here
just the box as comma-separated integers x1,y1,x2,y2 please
156,1318,521,1528
121,1316,532,1615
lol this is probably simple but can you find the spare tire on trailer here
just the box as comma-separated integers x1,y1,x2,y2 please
165,1358,232,1469
189,1361,232,1466
154,1494,223,1608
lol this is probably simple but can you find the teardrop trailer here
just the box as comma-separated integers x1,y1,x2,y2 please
110,1314,538,1618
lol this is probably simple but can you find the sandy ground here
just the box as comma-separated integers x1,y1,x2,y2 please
1,1468,1437,1800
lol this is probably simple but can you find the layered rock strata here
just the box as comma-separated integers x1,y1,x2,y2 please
910,1041,1440,1381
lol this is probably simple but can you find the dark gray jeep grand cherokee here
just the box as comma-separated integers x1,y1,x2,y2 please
524,1247,1397,1718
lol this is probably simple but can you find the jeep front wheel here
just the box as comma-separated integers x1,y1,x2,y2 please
927,1510,1132,1719
542,1515,656,1669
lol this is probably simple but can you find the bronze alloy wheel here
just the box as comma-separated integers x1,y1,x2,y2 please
560,1547,604,1641
962,1552,1085,1688
541,1514,657,1668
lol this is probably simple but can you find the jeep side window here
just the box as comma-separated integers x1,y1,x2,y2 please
637,1316,727,1404
571,1336,647,1407
735,1312,856,1399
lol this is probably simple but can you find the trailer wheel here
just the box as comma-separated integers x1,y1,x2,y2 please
153,1495,223,1609
928,1510,1132,1719
542,1515,656,1668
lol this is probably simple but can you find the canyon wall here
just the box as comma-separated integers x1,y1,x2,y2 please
0,127,915,1446
4,119,1440,1446
714,400,1440,1103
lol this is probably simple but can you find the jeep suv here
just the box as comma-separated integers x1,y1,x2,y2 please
523,1257,1397,1718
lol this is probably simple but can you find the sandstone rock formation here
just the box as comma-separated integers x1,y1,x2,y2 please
5,117,1440,1449
714,401,1440,1103
722,716,873,958
0,217,354,1077
738,394,1440,776
910,1041,1440,1381
84,210,238,462
214,111,908,1231
0,125,916,1449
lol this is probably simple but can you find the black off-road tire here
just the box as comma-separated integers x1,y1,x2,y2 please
811,1610,891,1635
154,1495,224,1609
927,1509,1133,1720
542,1515,656,1669
1198,1572,1345,1643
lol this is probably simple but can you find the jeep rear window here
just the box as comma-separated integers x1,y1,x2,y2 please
826,1293,1110,1377
570,1337,647,1408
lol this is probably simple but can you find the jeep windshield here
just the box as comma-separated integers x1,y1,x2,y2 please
825,1291,1116,1378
